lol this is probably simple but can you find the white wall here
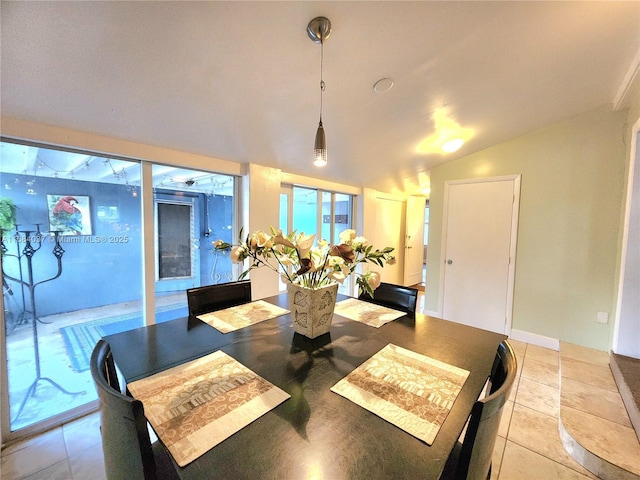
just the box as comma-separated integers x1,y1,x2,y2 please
373,196,404,285
244,163,282,300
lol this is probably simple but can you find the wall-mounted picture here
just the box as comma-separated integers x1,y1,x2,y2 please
47,194,92,235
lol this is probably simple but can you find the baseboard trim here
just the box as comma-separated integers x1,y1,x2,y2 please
509,329,560,351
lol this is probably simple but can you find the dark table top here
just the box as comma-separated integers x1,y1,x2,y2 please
105,293,506,480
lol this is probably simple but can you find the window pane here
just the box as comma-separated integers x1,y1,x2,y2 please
279,193,288,233
321,191,331,242
1,141,142,432
334,193,353,295
334,193,352,242
292,187,317,234
289,186,354,295
152,166,236,309
0,143,237,437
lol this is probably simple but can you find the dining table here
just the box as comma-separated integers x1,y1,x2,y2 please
104,292,507,480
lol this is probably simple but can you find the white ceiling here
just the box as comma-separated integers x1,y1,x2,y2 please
1,1,639,194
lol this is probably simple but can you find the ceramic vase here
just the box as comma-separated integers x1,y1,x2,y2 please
286,282,338,339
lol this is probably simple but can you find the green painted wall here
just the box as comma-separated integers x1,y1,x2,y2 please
426,105,628,351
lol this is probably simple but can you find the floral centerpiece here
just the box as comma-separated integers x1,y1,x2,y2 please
213,227,395,338
214,227,395,296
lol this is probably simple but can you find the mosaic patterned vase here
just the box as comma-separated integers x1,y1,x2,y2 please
287,282,338,339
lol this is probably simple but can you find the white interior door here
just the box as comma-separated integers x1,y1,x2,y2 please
440,176,520,334
403,196,426,286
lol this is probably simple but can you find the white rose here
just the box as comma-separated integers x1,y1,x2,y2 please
339,229,356,244
352,236,368,247
366,271,381,290
230,246,245,263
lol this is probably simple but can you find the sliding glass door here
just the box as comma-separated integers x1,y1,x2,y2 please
281,185,354,294
0,140,237,441
0,142,144,435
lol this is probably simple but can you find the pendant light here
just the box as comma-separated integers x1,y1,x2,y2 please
307,17,331,167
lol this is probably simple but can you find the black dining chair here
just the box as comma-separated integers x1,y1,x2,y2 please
358,282,419,315
186,280,252,324
441,340,517,480
90,339,179,480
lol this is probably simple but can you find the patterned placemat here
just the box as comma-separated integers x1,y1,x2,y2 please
197,300,290,333
333,298,405,327
128,350,290,467
331,343,470,445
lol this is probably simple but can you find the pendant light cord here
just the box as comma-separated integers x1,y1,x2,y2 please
320,40,325,122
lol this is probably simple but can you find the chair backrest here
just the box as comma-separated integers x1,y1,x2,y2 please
358,282,418,315
186,280,252,319
91,339,157,480
455,340,517,480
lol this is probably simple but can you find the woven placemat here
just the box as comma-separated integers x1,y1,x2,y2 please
331,343,469,445
333,298,405,327
197,300,289,333
128,350,290,466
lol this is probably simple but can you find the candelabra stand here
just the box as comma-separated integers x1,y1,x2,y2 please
2,224,39,326
1,226,84,422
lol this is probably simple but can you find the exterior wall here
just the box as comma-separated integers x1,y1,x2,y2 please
426,105,628,351
1,172,143,316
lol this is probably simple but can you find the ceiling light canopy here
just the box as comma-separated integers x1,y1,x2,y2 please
373,77,394,93
308,16,331,167
416,108,474,155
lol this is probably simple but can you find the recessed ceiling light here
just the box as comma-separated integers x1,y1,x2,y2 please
373,77,394,93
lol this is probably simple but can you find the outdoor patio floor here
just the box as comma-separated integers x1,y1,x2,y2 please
4,291,187,432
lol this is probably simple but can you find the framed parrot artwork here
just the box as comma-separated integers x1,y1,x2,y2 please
47,194,92,235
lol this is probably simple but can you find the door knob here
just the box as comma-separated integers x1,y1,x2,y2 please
447,259,453,265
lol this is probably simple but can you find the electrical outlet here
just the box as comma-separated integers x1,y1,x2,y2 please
597,312,609,324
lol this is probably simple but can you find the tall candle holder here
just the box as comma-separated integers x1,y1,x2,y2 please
1,225,84,422
4,224,50,326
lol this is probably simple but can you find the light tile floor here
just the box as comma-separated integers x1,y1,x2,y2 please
4,337,638,480
558,342,640,479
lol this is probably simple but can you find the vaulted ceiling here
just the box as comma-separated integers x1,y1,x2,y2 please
1,1,639,194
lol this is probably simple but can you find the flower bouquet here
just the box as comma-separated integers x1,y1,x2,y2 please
214,227,395,338
213,227,395,297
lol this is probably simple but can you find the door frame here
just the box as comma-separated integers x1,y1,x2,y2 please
438,174,521,334
612,116,640,357
153,194,200,292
